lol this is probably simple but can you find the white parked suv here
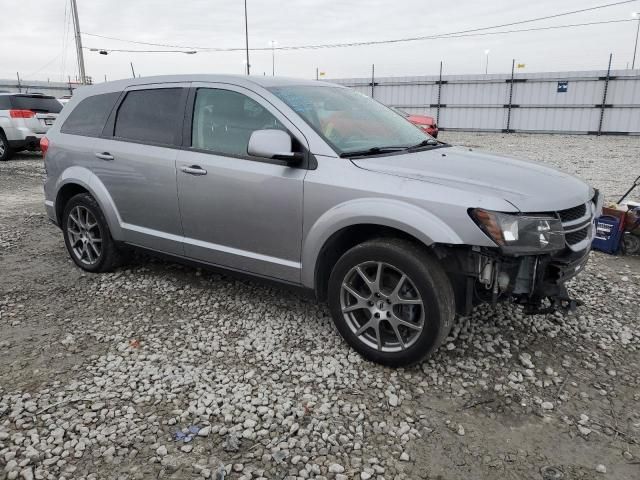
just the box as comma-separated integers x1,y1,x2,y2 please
0,93,62,161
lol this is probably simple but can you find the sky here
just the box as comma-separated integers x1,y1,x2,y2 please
2,0,640,84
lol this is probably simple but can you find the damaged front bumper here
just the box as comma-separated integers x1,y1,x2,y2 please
497,247,590,314
438,244,592,316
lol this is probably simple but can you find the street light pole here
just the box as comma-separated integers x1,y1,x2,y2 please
244,0,250,75
70,0,87,84
484,49,490,75
632,13,640,70
269,40,277,76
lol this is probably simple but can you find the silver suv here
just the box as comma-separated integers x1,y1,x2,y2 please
0,93,62,160
43,75,601,366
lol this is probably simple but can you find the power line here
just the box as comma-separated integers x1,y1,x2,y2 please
84,18,638,54
23,52,64,80
87,48,197,54
81,0,639,52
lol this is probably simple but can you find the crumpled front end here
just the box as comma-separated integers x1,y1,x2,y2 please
437,195,600,315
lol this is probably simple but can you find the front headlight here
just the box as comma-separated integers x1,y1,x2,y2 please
470,209,565,254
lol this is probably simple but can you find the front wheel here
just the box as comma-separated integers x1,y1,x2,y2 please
328,238,455,367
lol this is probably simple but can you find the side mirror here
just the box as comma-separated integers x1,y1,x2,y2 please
247,129,303,165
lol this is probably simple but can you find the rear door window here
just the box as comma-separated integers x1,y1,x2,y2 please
114,88,185,146
0,96,11,109
10,95,62,113
61,92,120,137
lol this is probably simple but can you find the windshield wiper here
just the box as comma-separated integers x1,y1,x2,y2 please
406,138,440,150
339,146,408,158
340,138,444,158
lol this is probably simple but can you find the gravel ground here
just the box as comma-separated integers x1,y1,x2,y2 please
0,133,639,480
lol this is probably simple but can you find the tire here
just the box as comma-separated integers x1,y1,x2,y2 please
622,232,640,255
0,131,12,161
328,238,455,367
62,193,122,272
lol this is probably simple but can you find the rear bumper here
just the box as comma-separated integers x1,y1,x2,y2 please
8,135,42,151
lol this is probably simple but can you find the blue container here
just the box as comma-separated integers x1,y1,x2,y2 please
591,215,622,254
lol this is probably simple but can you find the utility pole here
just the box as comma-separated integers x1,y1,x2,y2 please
130,62,136,78
70,0,87,85
370,64,375,98
269,40,277,76
632,13,640,70
244,0,250,75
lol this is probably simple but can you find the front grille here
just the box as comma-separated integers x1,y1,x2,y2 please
558,204,586,222
557,202,592,250
565,226,589,245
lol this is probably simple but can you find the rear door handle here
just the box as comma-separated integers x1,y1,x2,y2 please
95,152,114,161
180,165,207,176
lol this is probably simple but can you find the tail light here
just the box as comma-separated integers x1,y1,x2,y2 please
9,109,35,119
40,137,50,159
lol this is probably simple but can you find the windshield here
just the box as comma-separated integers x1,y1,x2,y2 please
268,85,431,155
10,95,62,114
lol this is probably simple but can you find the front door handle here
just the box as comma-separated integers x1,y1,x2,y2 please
180,165,207,176
95,152,114,161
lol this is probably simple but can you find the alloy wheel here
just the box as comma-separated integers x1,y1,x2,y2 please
0,137,5,157
340,261,425,352
66,205,102,265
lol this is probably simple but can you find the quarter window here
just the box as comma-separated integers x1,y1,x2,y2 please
114,88,184,145
191,88,284,157
61,92,120,137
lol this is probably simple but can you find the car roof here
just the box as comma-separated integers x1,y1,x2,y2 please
73,74,341,97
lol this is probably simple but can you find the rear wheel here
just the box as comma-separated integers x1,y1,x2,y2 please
328,238,455,367
0,131,12,161
622,232,640,255
62,193,122,272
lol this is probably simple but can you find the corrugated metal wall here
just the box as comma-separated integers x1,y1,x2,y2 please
331,70,640,135
0,79,77,97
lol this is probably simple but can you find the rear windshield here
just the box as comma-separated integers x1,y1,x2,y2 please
10,95,62,114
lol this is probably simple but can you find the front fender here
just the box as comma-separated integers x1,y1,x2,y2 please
301,197,464,288
55,166,124,240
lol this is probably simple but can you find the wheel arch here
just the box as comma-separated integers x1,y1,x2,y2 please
313,224,437,301
54,166,123,240
302,198,464,299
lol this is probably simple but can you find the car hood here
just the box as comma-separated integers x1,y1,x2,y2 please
352,146,592,212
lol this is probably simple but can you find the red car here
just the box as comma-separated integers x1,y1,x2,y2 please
391,107,438,138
